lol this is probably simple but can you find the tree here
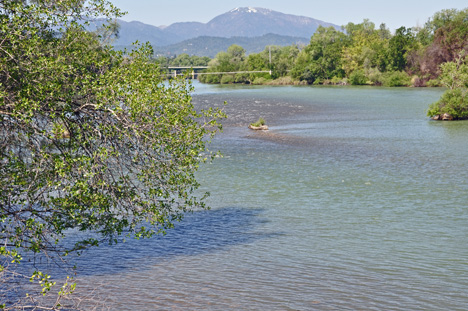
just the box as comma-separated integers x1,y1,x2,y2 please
428,52,468,119
410,8,468,79
271,45,300,78
291,26,348,84
246,52,269,82
200,44,249,84
378,23,391,40
226,44,246,64
387,27,415,71
341,20,388,76
169,54,211,67
0,0,224,309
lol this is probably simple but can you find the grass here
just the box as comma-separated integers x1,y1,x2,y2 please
250,117,266,127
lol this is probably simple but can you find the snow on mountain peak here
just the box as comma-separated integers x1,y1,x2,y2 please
230,7,270,14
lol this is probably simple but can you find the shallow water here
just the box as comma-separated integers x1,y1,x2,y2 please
73,82,468,310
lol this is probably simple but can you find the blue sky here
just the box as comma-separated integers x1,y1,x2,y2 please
111,0,467,32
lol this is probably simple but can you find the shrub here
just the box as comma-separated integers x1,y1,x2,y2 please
411,75,425,87
299,69,316,84
428,88,468,119
382,71,411,87
203,74,221,84
330,76,342,85
426,79,442,87
220,74,234,84
234,73,249,83
313,78,324,85
252,77,271,85
366,68,383,85
349,70,368,85
198,74,207,83
251,117,266,127
269,76,294,85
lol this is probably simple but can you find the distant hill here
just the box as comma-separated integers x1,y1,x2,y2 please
113,20,178,46
111,7,340,56
162,7,339,40
151,34,309,57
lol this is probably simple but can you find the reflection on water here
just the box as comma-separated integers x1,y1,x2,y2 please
71,207,277,277
41,83,468,310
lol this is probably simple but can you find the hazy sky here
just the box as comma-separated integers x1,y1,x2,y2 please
110,0,467,32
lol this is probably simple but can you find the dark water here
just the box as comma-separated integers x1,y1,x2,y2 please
71,82,468,310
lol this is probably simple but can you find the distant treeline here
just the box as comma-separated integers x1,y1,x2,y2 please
154,8,468,88
154,54,211,68
152,8,468,119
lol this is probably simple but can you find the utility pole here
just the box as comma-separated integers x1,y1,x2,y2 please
269,46,271,66
269,46,272,76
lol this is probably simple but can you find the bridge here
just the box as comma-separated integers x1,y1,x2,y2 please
163,66,271,79
163,66,207,79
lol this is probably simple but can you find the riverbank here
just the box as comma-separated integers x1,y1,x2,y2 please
198,72,442,88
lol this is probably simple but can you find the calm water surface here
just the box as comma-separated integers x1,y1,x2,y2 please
75,82,468,310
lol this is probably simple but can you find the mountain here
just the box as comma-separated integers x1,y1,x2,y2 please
152,34,309,58
112,7,340,55
114,20,180,46
164,7,339,40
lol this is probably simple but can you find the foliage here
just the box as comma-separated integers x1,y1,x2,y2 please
0,0,224,308
387,27,416,71
199,73,221,84
250,118,266,127
428,88,468,119
155,54,211,67
270,45,300,77
438,53,468,89
428,52,468,119
268,76,296,85
251,77,271,85
344,20,390,74
201,44,269,84
220,74,235,84
349,70,368,85
197,8,468,88
382,71,412,87
411,8,468,78
234,73,249,83
426,79,442,87
329,76,347,85
291,26,347,83
365,68,384,85
248,45,301,79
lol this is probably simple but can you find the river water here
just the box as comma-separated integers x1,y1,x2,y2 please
73,82,468,310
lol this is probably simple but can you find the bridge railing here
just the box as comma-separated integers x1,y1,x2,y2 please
163,69,272,79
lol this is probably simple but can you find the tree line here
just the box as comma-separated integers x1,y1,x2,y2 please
180,8,468,118
193,9,467,87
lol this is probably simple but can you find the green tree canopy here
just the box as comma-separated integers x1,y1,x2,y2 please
0,0,224,308
341,20,388,76
291,26,348,83
167,54,211,67
387,27,416,71
428,52,468,119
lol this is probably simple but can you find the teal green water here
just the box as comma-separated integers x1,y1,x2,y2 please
76,83,468,310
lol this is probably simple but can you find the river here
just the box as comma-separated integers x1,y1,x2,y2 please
73,81,468,310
